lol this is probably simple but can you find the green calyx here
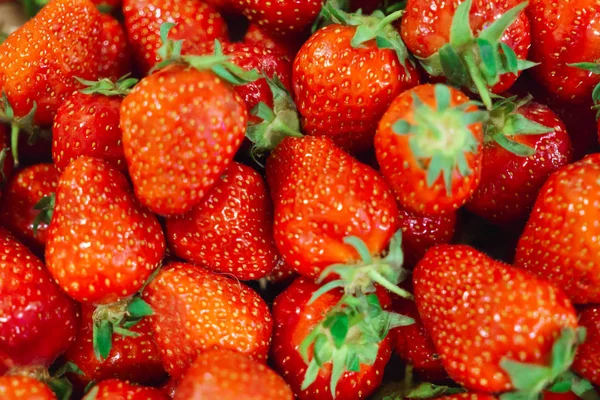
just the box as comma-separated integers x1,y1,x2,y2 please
76,75,139,97
569,62,600,118
392,84,488,195
0,91,43,167
46,362,84,400
500,327,600,400
299,293,414,397
152,23,261,85
371,365,465,400
0,147,8,185
32,193,56,236
418,0,536,110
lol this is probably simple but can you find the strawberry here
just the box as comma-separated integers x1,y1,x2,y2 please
173,349,293,400
375,84,486,216
122,0,228,74
414,244,579,394
143,262,273,379
0,163,59,253
0,227,78,374
0,0,104,126
572,306,600,386
293,6,419,152
83,379,169,400
99,14,132,80
166,162,279,280
515,154,600,304
52,76,136,173
400,0,533,109
466,97,573,227
0,376,56,400
244,23,299,60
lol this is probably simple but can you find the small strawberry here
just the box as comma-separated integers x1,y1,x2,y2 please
414,244,579,395
99,14,132,80
515,154,600,304
166,162,279,280
293,5,419,152
572,306,600,386
174,349,293,400
122,0,228,74
143,262,273,379
375,84,486,216
0,376,56,400
83,379,169,400
53,76,136,173
244,23,300,60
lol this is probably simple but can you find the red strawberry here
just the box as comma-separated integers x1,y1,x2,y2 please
515,154,600,304
52,76,136,173
0,376,56,400
143,262,273,379
466,98,573,227
244,23,299,60
293,7,420,152
572,306,600,386
375,84,485,216
414,244,579,394
166,162,279,280
0,0,104,126
122,0,228,74
400,0,532,109
0,164,59,253
0,227,78,374
83,379,169,400
174,349,293,400
99,14,132,80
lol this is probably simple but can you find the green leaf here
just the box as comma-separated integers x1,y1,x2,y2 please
435,84,450,112
500,43,519,74
308,280,345,304
392,120,413,135
493,133,536,157
500,359,552,391
251,102,277,123
330,314,349,349
509,113,553,136
93,320,113,360
439,45,469,87
46,378,73,400
342,236,373,264
408,383,465,399
313,333,333,365
477,39,498,82
82,385,99,400
52,361,83,378
301,359,321,390
548,380,572,394
569,62,600,75
113,326,141,338
330,347,348,397
127,297,154,318
449,0,474,47
478,2,527,44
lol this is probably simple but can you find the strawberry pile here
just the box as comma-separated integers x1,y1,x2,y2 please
1,0,600,399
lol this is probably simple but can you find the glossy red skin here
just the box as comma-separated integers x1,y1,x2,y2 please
401,0,530,94
0,0,104,126
174,349,293,400
467,102,573,227
0,227,78,375
66,304,167,389
266,136,399,278
397,206,456,268
45,157,165,304
0,376,56,400
572,306,600,385
375,84,484,216
87,380,169,400
515,154,600,304
122,0,228,75
53,92,127,173
244,23,299,60
293,24,420,153
263,259,298,285
271,277,392,400
527,0,600,103
167,162,278,280
414,245,578,393
99,14,132,80
120,66,247,216
143,262,273,379
0,164,59,253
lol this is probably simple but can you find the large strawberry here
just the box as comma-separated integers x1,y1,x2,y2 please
375,84,486,216
0,376,56,400
414,244,579,395
293,4,419,152
143,262,273,379
572,306,600,386
515,154,600,304
83,379,169,400
174,349,293,400
166,162,279,280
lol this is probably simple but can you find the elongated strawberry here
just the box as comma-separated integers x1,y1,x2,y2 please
414,245,579,395
572,306,600,386
375,84,486,216
293,5,419,152
0,376,56,400
143,262,273,379
99,14,132,80
83,379,169,400
166,162,278,280
515,154,600,304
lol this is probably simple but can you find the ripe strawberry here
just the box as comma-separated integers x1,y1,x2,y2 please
52,76,136,173
143,262,273,379
244,23,299,60
166,162,279,280
0,227,78,374
0,164,59,253
0,376,56,400
293,6,419,152
0,0,104,126
375,84,485,216
466,98,573,227
122,0,228,74
400,0,532,109
572,306,600,386
83,380,169,400
99,14,132,80
515,154,600,304
174,349,293,400
414,244,579,394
